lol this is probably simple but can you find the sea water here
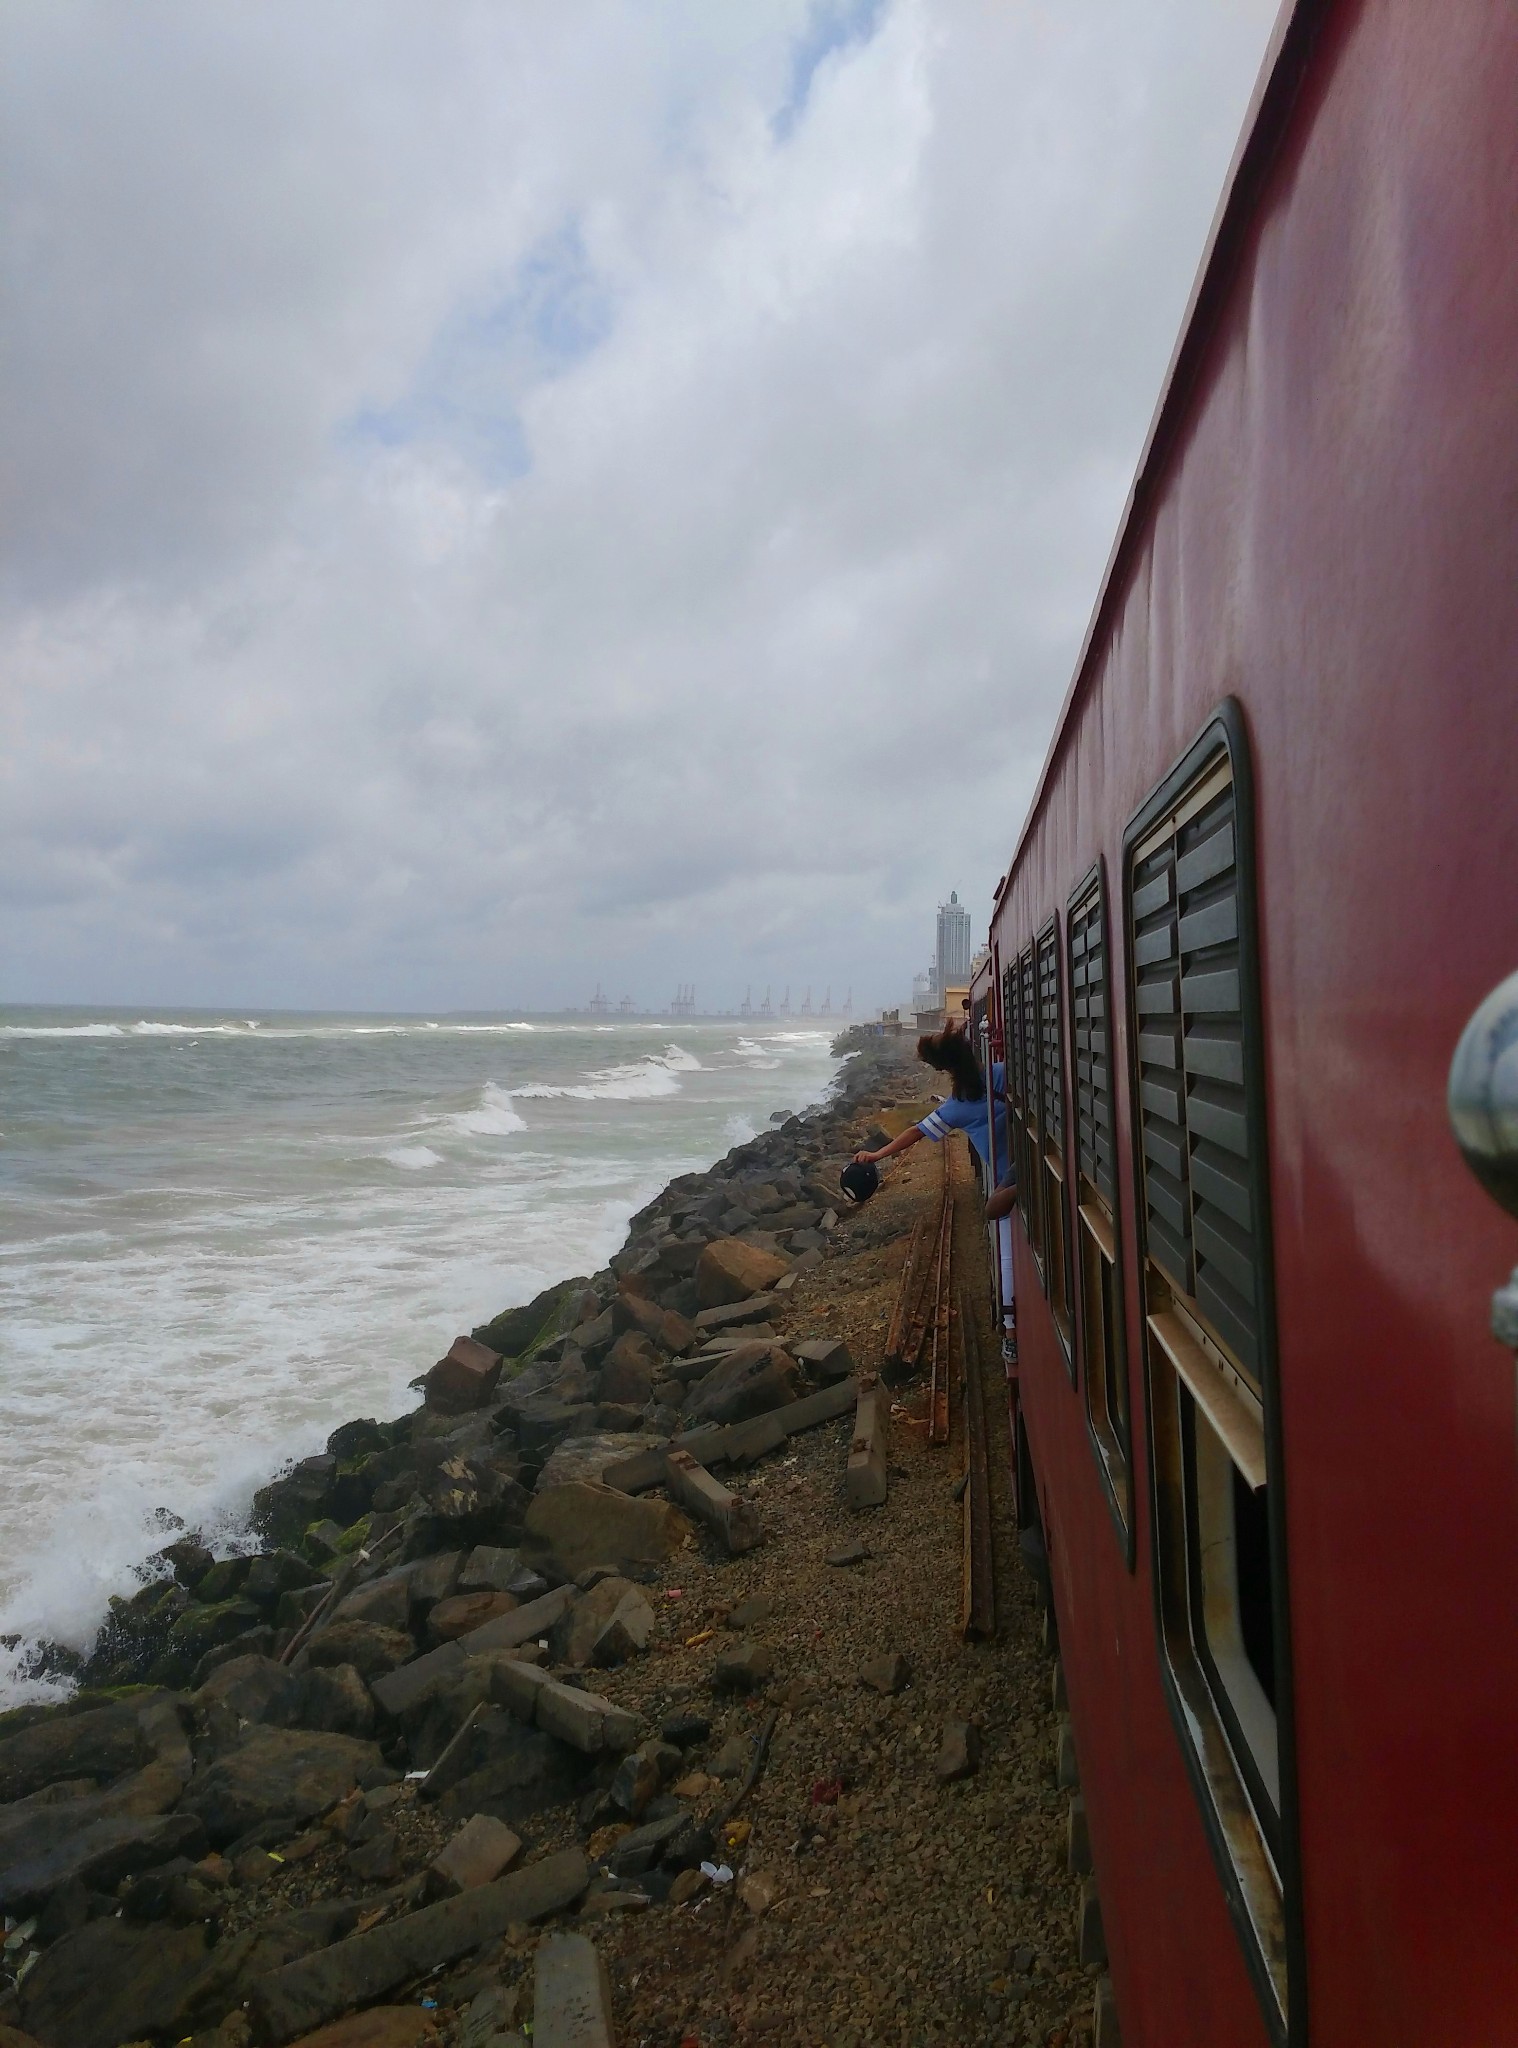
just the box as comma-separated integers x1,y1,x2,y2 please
0,1008,839,1703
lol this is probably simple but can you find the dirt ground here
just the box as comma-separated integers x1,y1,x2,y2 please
494,1131,1099,2048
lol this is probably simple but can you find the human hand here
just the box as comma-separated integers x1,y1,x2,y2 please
853,1148,878,1165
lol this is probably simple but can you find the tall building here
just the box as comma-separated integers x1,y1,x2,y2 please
936,889,973,996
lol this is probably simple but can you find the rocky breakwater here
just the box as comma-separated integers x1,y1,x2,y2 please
0,1027,920,2048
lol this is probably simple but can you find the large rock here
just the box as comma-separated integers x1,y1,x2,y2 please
286,2010,438,2048
180,1729,389,1845
512,1398,602,1460
695,1238,790,1310
595,1332,657,1408
433,1710,590,1827
0,1796,205,1913
18,1915,210,2048
548,1577,656,1669
172,1899,366,2036
0,1705,148,1804
682,1342,800,1428
417,1457,531,1545
616,1294,697,1355
471,1276,594,1360
304,1621,415,1681
291,1664,376,1738
250,1848,591,2043
195,1652,298,1726
521,1482,690,1583
422,1335,503,1415
534,1434,650,1494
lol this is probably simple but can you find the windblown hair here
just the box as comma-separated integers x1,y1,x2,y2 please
916,1024,985,1102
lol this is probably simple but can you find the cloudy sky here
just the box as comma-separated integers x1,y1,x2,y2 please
2,0,1278,1015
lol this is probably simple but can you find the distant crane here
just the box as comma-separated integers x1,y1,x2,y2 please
589,983,609,1015
800,988,814,1017
618,994,636,1015
671,984,695,1016
819,987,832,1018
760,988,773,1018
842,988,853,1019
780,986,792,1017
739,986,753,1018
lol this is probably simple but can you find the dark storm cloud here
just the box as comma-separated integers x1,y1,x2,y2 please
0,0,1279,1012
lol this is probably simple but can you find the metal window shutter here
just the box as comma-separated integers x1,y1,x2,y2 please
1003,962,1020,1110
1131,838,1192,1291
1071,886,1115,1206
1176,785,1259,1383
1020,949,1039,1129
1039,931,1064,1152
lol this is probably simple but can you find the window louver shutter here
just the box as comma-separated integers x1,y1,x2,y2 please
1020,949,1039,1128
1002,963,1018,1105
1071,885,1114,1205
1176,782,1259,1384
1039,930,1064,1152
1132,837,1191,1291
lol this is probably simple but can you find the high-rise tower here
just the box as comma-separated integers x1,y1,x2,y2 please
936,890,973,997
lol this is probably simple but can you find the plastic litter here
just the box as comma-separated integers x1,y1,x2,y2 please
722,1818,751,1851
699,1861,734,1885
684,1627,715,1648
404,1769,428,1781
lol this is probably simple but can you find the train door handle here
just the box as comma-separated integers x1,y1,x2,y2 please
1447,968,1518,1348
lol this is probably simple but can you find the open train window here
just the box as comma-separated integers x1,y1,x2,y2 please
1124,705,1295,2042
1037,919,1075,1374
1069,865,1132,1547
1017,945,1043,1264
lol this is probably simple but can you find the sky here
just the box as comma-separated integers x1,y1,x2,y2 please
1,0,1280,1016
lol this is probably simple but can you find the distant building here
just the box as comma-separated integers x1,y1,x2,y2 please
911,967,937,1012
936,891,973,999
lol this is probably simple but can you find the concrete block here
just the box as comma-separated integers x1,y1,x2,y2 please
1056,1715,1079,1790
723,1411,788,1467
369,1641,466,1721
778,1376,859,1434
535,1679,639,1755
534,1929,615,2047
424,1335,503,1415
459,1583,575,1655
250,1847,590,2043
1077,1878,1107,1968
791,1337,855,1380
1067,1792,1091,1875
663,1450,762,1554
845,1373,889,1510
431,1812,522,1893
487,1653,552,1721
693,1292,780,1331
1094,1974,1123,2048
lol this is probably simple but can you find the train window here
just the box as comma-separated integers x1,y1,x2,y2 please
1017,945,1043,1262
1037,920,1075,1371
1070,867,1131,1541
1125,711,1291,2036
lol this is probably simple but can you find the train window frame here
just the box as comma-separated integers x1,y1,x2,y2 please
1036,916,1076,1379
1068,860,1134,1559
1122,700,1301,2047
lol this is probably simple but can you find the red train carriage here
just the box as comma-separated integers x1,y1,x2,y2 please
980,4,1518,2043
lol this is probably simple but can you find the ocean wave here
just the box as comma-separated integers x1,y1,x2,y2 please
0,1023,127,1038
512,1046,698,1102
439,1082,527,1137
383,1145,443,1170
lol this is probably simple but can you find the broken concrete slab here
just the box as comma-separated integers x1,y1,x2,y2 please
845,1373,889,1510
368,1641,467,1720
534,1679,638,1755
681,1342,800,1429
534,1929,615,2048
250,1848,591,2044
458,1583,575,1656
692,1293,781,1332
792,1337,856,1381
430,1812,522,1893
662,1450,762,1554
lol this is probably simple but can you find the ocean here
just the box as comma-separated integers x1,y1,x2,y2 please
0,1007,840,1704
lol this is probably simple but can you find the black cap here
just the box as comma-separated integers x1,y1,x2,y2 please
839,1159,880,1205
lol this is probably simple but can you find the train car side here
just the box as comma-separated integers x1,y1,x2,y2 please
988,4,1518,2044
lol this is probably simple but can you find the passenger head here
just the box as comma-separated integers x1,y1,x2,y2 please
916,1024,985,1102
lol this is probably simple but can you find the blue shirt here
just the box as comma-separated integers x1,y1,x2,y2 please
918,1062,1010,1178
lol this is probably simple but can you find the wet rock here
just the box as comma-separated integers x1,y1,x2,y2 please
305,1621,414,1681
18,1915,210,2048
157,1538,216,1591
423,1335,504,1416
330,1568,412,1633
243,1549,326,1611
695,1239,790,1310
859,1652,911,1695
195,1653,298,1727
472,1275,594,1361
521,1481,691,1584
681,1343,800,1429
936,1719,982,1782
713,1640,773,1693
291,1663,376,1738
596,1331,658,1408
180,1729,389,1846
0,1799,207,1914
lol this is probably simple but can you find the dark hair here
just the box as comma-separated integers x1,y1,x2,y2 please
916,1025,985,1101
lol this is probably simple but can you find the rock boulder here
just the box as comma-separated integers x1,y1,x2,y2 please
521,1482,690,1584
695,1238,790,1310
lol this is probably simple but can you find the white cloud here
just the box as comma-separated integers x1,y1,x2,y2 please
0,0,1277,1011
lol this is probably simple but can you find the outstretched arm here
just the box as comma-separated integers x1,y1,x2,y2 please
854,1125,925,1167
984,1178,1017,1221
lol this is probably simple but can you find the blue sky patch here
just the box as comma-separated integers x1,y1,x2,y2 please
773,0,888,141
